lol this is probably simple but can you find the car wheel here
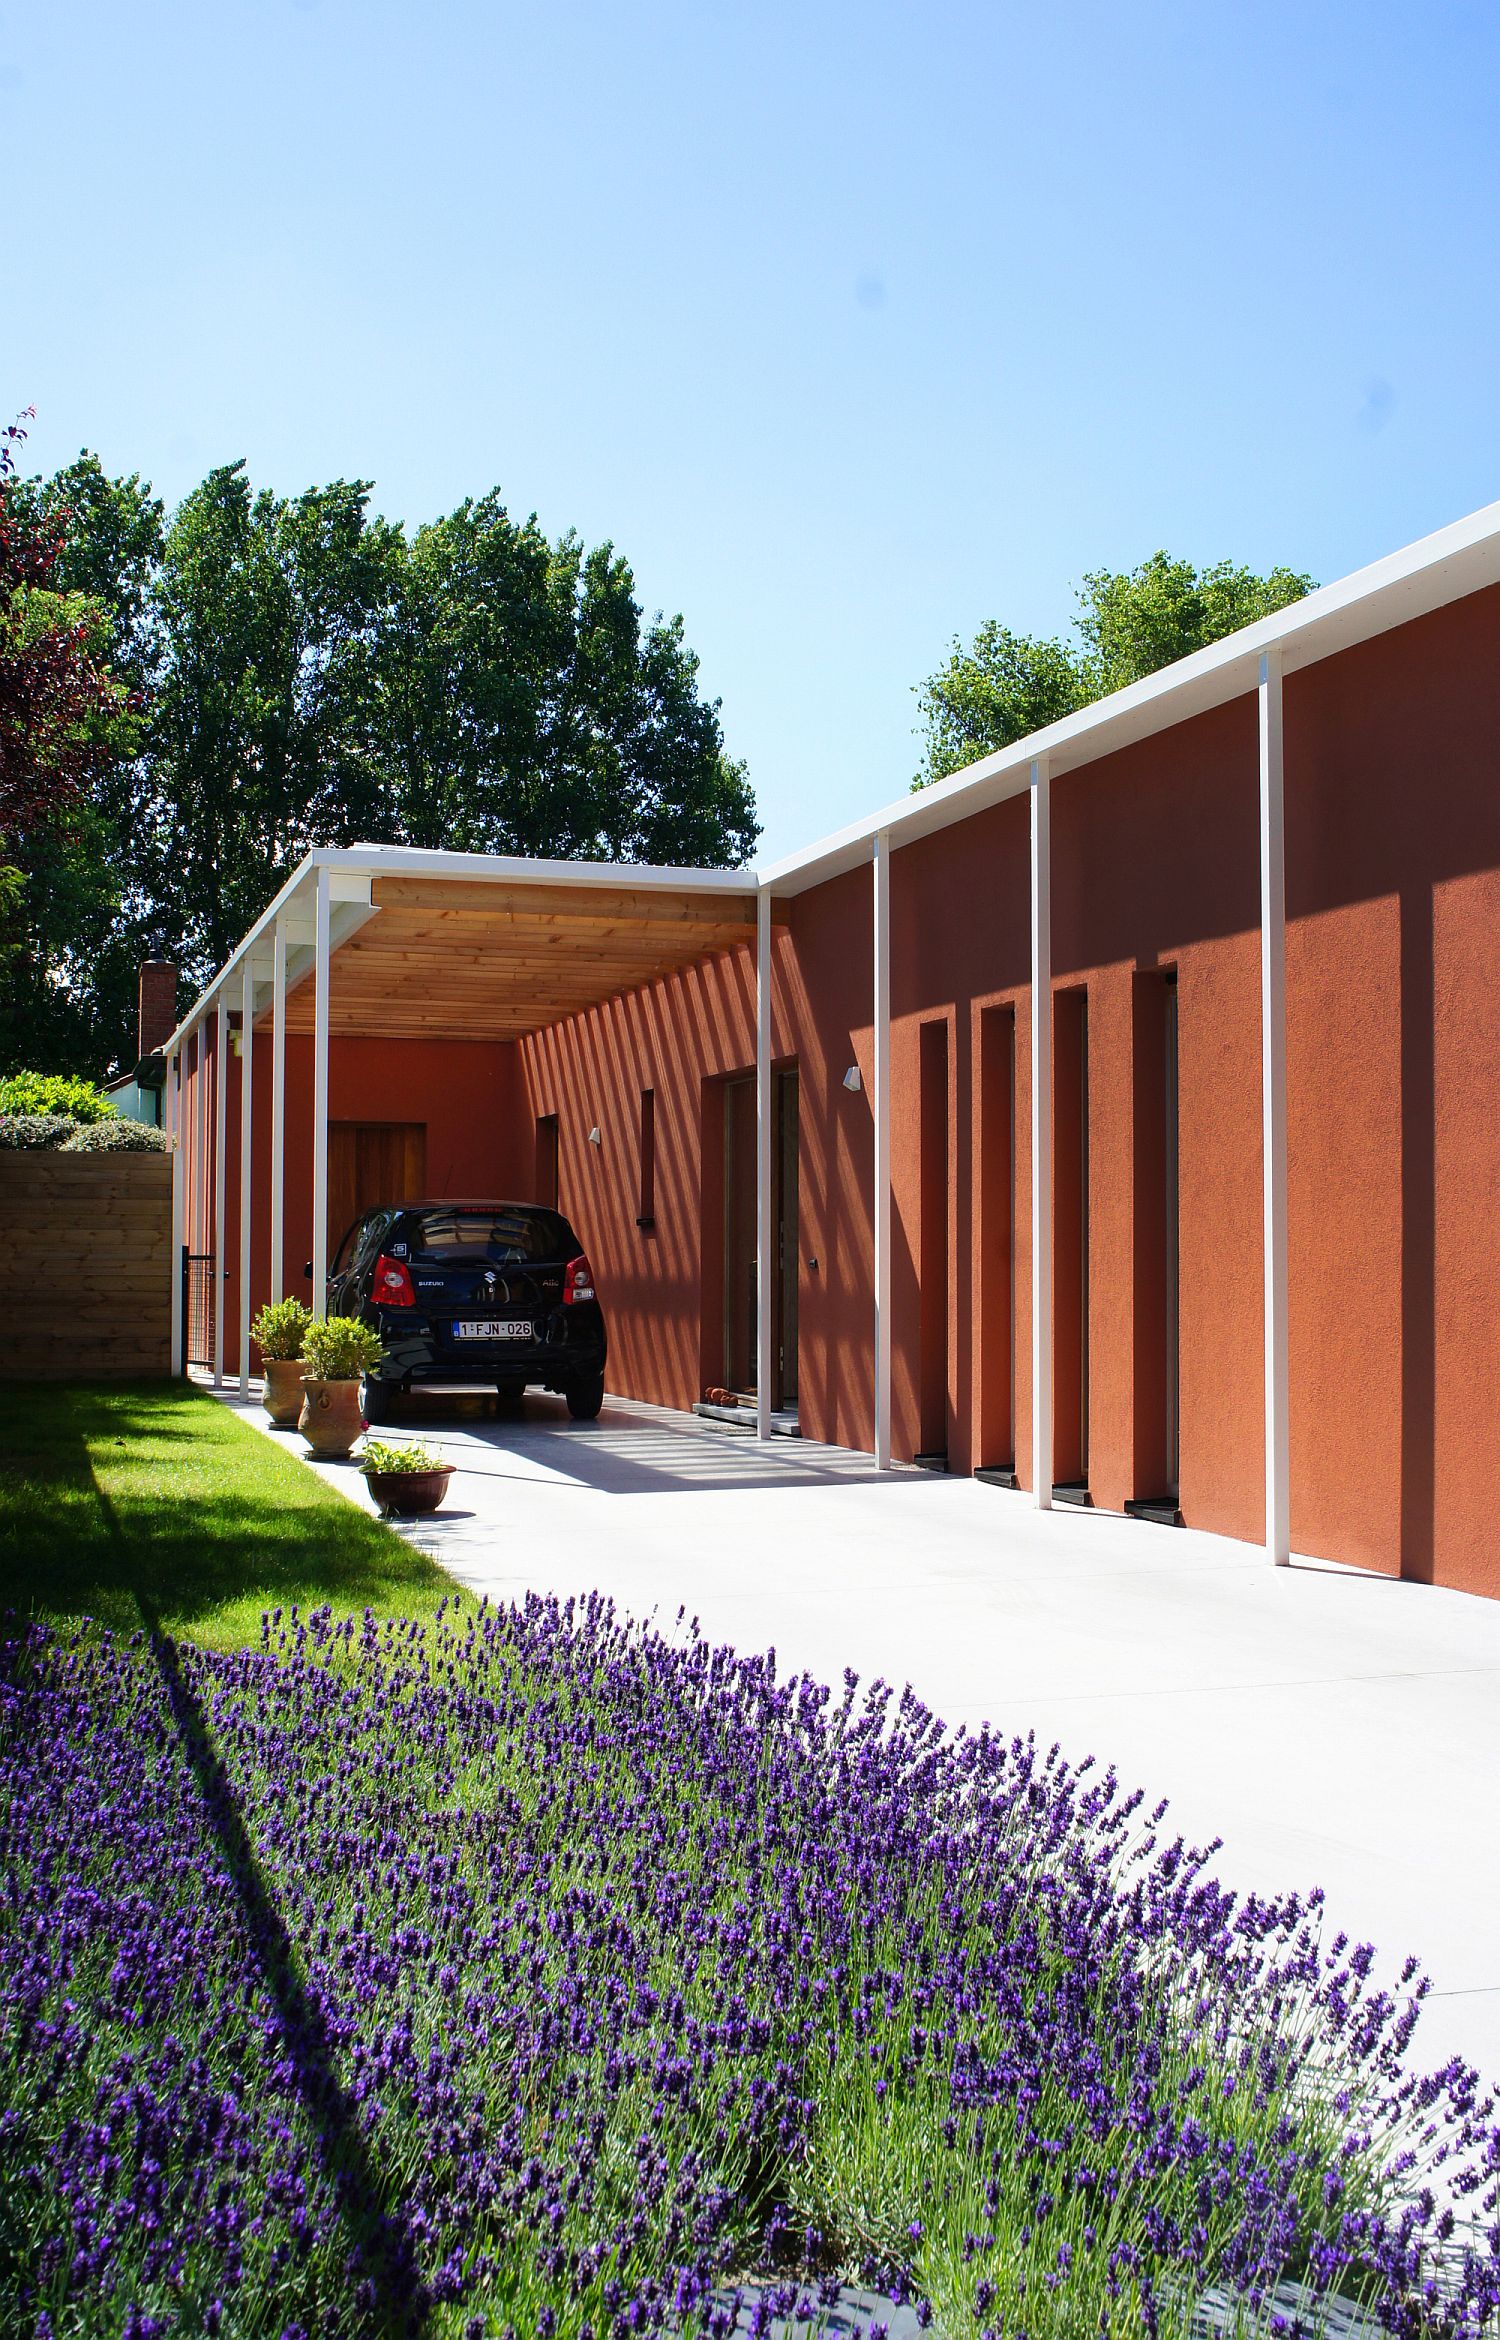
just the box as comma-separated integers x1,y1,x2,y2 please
565,1370,605,1421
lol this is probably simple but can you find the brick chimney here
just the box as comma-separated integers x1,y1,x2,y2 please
138,961,177,1061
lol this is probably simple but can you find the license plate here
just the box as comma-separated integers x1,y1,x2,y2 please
454,1319,533,1341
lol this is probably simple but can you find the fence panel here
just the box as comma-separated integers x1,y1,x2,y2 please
0,1152,173,1379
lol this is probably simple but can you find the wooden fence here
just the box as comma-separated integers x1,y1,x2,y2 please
1,1151,173,1379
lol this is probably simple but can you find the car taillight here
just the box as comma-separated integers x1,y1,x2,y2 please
562,1254,596,1304
372,1253,416,1308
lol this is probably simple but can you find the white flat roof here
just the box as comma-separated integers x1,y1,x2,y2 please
166,492,1500,1049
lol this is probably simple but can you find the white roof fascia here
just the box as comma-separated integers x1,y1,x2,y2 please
161,845,759,1057
336,842,758,893
759,494,1500,898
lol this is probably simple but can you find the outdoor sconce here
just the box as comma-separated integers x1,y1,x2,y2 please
842,1065,862,1092
587,1126,603,1146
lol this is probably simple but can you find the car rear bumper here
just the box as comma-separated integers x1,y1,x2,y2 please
368,1305,606,1392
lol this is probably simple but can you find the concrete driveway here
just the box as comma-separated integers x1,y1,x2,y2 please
218,1381,1500,2084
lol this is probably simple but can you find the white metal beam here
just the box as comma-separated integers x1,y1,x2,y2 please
755,884,774,1441
239,957,254,1399
872,829,893,1469
271,915,287,1304
1030,756,1053,1509
311,866,331,1319
168,1048,184,1376
213,991,228,1387
1259,650,1291,1565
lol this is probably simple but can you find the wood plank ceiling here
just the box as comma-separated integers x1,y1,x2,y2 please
268,876,768,1040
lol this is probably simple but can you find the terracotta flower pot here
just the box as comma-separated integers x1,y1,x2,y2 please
363,1465,454,1518
262,1357,307,1427
298,1377,366,1459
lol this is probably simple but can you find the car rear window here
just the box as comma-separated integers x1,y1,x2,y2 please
405,1208,575,1264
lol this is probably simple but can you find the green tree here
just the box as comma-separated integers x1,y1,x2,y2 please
5,445,756,1073
915,550,1316,788
371,499,755,865
144,463,397,974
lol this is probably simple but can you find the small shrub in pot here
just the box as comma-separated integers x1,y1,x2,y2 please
358,1439,455,1517
298,1317,385,1458
251,1298,314,1426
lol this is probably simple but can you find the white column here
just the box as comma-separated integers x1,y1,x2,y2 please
872,829,893,1469
1030,755,1053,1509
169,1048,184,1376
213,989,228,1386
195,1018,208,1260
1259,649,1291,1566
270,915,287,1303
755,884,775,1440
311,867,331,1319
238,958,254,1399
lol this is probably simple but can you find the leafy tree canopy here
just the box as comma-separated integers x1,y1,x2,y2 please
1,448,757,1075
914,550,1316,790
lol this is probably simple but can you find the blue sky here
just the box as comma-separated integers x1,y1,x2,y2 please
7,0,1500,862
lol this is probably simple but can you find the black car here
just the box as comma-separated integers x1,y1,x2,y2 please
324,1199,608,1420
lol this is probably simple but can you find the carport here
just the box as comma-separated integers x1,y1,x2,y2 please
162,846,785,1424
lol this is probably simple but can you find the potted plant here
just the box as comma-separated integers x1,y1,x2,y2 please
251,1298,314,1425
298,1316,385,1458
358,1438,455,1517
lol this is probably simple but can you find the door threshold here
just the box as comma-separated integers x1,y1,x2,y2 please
693,1400,802,1437
1124,1495,1184,1527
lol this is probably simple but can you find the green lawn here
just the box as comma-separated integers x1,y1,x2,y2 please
0,1378,466,1648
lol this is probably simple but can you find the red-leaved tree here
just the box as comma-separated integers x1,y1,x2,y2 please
0,409,124,849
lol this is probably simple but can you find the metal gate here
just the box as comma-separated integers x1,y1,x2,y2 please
182,1248,216,1369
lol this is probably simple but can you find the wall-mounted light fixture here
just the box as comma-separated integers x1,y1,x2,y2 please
842,1065,862,1092
587,1126,603,1146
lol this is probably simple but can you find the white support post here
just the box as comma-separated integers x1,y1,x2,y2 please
238,958,254,1399
872,829,893,1469
311,867,331,1320
755,884,775,1441
213,990,228,1387
169,1049,184,1376
195,1018,208,1260
1030,756,1053,1510
271,915,287,1303
1259,649,1291,1566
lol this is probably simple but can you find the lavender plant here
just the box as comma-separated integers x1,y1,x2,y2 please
2,1597,1496,2340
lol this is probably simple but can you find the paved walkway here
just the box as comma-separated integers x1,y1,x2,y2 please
213,1379,1500,2082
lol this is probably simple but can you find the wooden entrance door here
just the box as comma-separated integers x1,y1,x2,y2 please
328,1123,426,1253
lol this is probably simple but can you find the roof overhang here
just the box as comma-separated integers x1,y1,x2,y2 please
163,849,763,1052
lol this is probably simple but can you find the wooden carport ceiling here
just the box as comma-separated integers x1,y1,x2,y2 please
269,876,772,1040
